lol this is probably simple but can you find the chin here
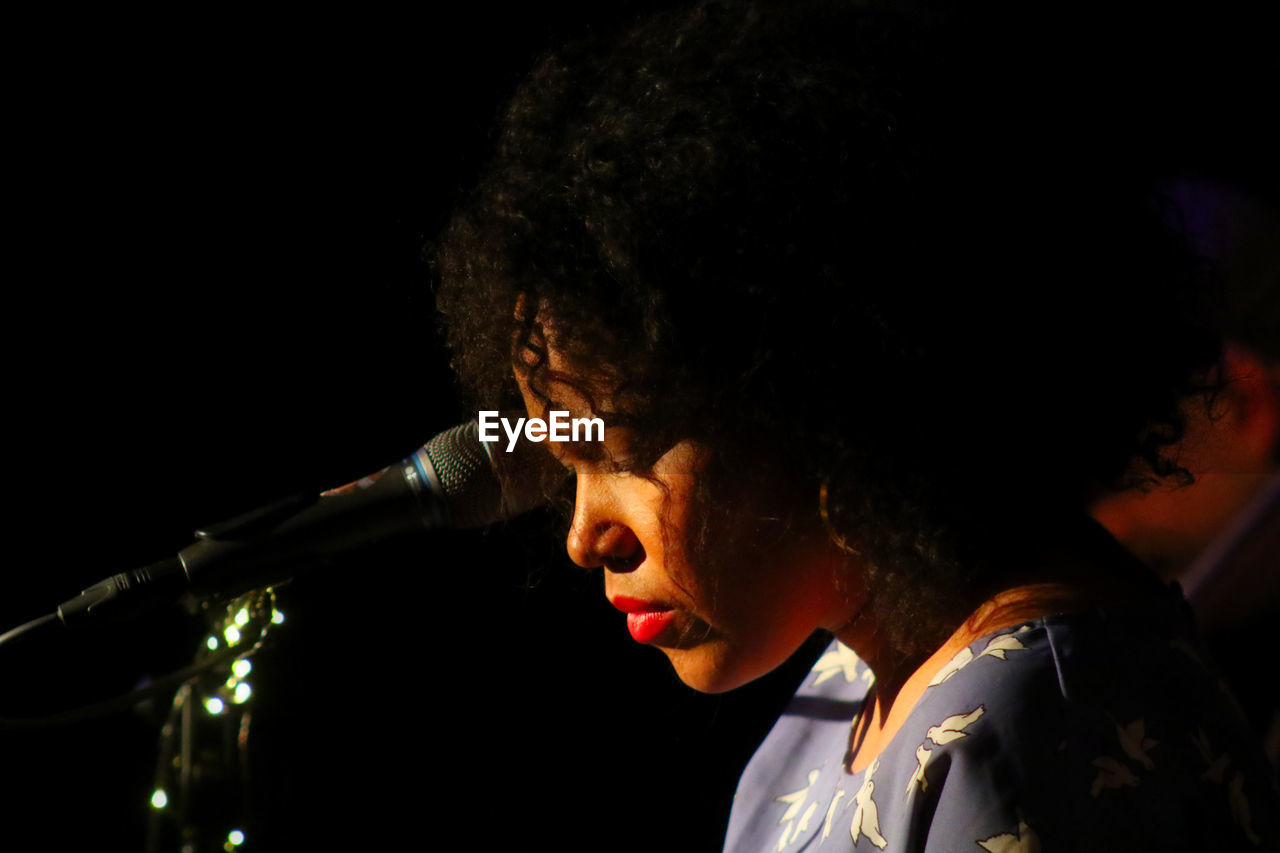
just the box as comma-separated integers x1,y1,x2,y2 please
665,647,776,694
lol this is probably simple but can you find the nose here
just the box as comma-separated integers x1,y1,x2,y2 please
565,473,642,570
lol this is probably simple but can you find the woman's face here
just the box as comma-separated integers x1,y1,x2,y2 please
514,347,861,693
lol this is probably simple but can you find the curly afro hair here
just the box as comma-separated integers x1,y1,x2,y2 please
433,0,1221,658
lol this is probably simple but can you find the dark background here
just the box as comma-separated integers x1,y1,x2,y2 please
2,3,1276,850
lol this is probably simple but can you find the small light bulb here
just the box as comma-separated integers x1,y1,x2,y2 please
151,789,168,809
232,659,252,678
206,636,219,651
234,608,250,627
205,697,225,715
271,609,285,625
233,682,253,704
228,829,245,846
224,625,241,646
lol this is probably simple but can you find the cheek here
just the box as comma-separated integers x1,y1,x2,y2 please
683,503,838,639
642,473,704,588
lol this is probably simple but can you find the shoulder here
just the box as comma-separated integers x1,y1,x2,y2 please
899,592,1280,851
726,593,1280,852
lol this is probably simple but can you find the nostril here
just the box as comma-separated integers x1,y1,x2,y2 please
566,520,644,571
601,546,645,574
597,524,644,573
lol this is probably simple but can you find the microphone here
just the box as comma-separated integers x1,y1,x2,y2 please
55,421,546,626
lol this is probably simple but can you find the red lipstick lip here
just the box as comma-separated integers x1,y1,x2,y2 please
625,611,677,644
609,596,672,614
609,597,678,643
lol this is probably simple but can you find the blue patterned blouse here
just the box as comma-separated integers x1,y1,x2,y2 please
723,585,1279,851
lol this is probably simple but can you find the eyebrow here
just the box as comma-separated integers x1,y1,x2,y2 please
547,429,638,471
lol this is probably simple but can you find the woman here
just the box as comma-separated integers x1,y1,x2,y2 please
434,1,1278,848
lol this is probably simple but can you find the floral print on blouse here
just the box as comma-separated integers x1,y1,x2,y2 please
723,585,1279,851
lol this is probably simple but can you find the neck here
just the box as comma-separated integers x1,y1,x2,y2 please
835,513,1161,750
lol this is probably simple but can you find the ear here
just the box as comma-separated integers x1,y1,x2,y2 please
1218,343,1280,467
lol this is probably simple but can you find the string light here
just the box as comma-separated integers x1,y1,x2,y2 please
151,587,282,848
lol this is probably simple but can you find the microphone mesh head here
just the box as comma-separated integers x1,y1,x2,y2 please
422,421,546,528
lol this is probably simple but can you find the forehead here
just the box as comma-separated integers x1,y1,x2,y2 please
513,332,619,466
515,356,600,421
512,296,682,470
515,307,627,413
